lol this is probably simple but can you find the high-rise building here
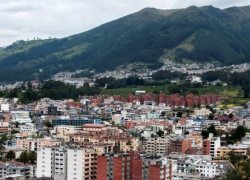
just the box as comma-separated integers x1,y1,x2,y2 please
146,137,171,155
97,151,172,180
202,133,221,158
170,137,191,153
37,146,103,180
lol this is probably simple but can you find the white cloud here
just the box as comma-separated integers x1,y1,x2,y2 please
0,0,249,46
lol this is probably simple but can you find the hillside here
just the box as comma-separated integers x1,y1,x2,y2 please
1,5,250,81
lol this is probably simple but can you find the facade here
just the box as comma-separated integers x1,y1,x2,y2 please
51,118,97,127
216,144,248,158
50,125,82,140
37,146,103,180
20,123,37,135
194,108,211,117
17,138,61,152
170,138,191,153
202,134,221,158
0,122,9,133
97,151,172,180
0,164,30,179
124,121,137,129
146,137,171,155
10,111,32,123
66,132,139,153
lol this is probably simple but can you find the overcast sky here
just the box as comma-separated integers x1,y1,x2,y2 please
0,0,249,46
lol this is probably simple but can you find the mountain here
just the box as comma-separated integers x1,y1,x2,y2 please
1,5,250,82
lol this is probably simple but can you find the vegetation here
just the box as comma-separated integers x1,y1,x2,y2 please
201,124,218,139
2,6,250,81
19,151,37,164
96,76,145,89
6,151,15,161
2,80,100,103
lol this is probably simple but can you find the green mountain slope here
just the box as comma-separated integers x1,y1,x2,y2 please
1,5,250,81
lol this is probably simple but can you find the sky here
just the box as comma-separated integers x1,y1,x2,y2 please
0,0,249,46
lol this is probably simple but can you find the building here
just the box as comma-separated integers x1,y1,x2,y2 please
0,164,30,179
10,111,32,123
0,122,9,133
170,138,191,153
66,132,139,153
20,123,37,135
50,125,82,140
124,121,137,129
216,144,248,158
51,118,97,127
146,137,171,155
37,146,104,180
202,133,221,158
17,138,61,152
97,151,172,180
194,108,211,117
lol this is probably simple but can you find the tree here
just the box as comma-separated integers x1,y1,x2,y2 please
20,151,28,164
161,111,166,117
11,129,19,134
208,113,214,120
139,136,146,142
157,129,164,137
222,170,243,180
241,160,250,178
28,151,37,164
229,113,234,119
151,134,155,138
6,151,15,161
176,112,182,118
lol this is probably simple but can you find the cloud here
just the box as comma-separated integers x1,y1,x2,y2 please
0,0,249,46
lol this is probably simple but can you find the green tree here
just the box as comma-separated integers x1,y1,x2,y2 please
176,112,182,118
11,129,19,134
6,151,15,161
28,151,37,164
229,113,234,119
208,113,214,120
222,170,243,180
20,151,28,164
157,129,164,137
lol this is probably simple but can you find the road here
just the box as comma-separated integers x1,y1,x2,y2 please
34,116,49,137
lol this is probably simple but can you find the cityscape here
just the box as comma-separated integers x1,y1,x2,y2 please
1,1,250,180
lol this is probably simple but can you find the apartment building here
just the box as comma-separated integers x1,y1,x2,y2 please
37,146,103,180
50,125,82,140
17,138,61,152
170,137,191,153
66,132,139,153
0,122,9,133
0,164,30,179
20,123,37,135
124,121,137,129
146,137,171,155
216,144,248,158
202,133,221,158
97,151,172,180
10,111,32,123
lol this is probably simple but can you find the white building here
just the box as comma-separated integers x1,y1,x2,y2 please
11,111,32,123
37,146,67,180
20,123,37,135
194,108,211,117
0,103,10,112
208,133,221,158
37,146,103,180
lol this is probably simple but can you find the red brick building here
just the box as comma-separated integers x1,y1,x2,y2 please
124,121,137,129
202,140,211,155
170,138,191,153
97,151,172,180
